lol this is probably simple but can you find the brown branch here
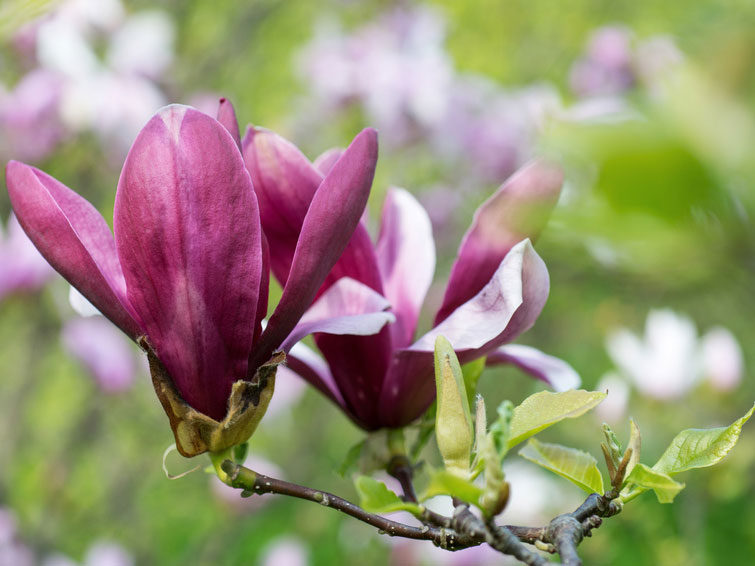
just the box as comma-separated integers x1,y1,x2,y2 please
220,459,623,566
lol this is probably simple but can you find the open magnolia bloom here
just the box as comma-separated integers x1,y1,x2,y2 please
6,104,394,455
244,131,580,430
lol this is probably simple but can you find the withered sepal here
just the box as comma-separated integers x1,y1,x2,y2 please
139,337,283,457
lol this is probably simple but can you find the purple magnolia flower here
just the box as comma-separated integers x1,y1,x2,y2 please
6,103,391,454
245,129,579,429
0,213,56,301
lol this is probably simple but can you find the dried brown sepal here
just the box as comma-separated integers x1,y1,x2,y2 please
139,336,283,457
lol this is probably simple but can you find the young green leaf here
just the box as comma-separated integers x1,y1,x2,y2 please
624,463,685,504
420,469,485,506
507,390,606,449
434,336,474,478
462,357,486,408
354,476,422,515
519,438,605,494
653,404,755,475
626,419,642,476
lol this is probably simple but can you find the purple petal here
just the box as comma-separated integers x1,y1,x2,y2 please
62,316,138,393
0,213,56,300
253,128,378,368
114,105,263,420
378,239,550,427
5,161,141,338
486,344,581,391
313,147,344,176
436,160,562,323
242,126,323,286
216,97,242,150
279,277,395,351
376,187,435,348
285,340,348,409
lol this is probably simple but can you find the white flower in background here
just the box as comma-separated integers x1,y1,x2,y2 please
594,372,631,423
43,540,133,566
701,326,744,392
606,309,744,401
260,537,309,566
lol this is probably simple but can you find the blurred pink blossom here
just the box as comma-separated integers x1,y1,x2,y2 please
61,316,139,393
0,214,56,301
701,326,744,392
261,537,309,566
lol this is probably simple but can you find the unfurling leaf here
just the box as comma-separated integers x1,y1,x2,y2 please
653,404,755,475
420,469,484,506
507,390,606,449
519,438,605,494
625,463,685,504
626,419,642,476
434,336,474,478
354,476,422,515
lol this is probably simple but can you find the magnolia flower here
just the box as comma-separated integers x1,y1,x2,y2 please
260,537,309,566
245,132,579,430
0,213,56,301
606,309,744,401
6,103,391,455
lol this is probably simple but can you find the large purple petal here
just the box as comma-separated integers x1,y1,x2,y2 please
114,105,263,421
378,239,550,427
280,277,395,352
6,161,141,338
436,160,562,323
486,344,581,391
252,128,378,368
242,126,323,286
376,187,435,349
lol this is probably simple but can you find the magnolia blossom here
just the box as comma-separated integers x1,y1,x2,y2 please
606,309,743,401
0,213,56,301
245,130,579,430
6,103,392,454
260,538,309,566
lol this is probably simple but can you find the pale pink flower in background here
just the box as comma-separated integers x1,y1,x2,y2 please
62,316,139,393
261,537,309,566
0,70,65,162
0,508,34,566
43,540,134,566
701,326,744,392
594,372,631,423
0,214,56,301
606,309,744,401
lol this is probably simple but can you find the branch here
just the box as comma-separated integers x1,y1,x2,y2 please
220,460,475,548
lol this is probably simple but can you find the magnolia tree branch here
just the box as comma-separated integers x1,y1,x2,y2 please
220,460,622,566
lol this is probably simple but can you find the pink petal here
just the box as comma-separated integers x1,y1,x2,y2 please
114,105,263,420
253,128,378,368
376,187,435,348
378,239,550,427
62,316,138,393
313,147,344,176
486,344,581,391
6,161,141,338
241,126,323,286
216,97,242,150
279,277,395,351
436,160,562,323
285,340,348,409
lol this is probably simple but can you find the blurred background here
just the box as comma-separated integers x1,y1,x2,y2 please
1,0,754,564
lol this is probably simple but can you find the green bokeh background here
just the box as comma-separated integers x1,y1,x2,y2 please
1,1,754,564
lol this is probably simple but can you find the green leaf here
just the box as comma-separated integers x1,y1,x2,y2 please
420,469,484,506
625,463,685,504
519,439,605,494
507,390,606,449
434,336,474,478
626,419,641,476
354,476,421,515
462,357,486,408
653,404,755,475
338,439,366,477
